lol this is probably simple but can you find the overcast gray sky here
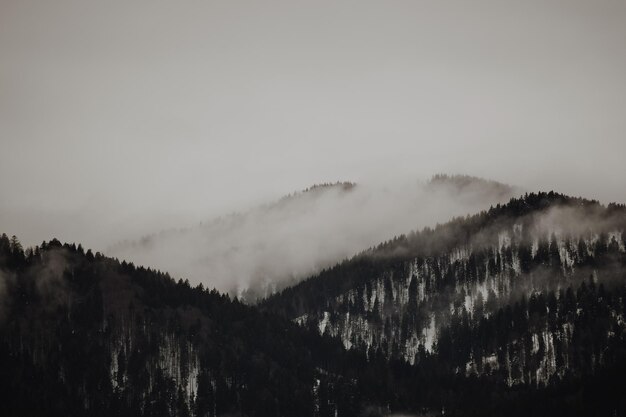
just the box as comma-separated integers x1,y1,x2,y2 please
1,0,625,250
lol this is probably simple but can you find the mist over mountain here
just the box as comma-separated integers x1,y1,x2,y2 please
263,192,626,387
2,191,626,416
108,175,521,299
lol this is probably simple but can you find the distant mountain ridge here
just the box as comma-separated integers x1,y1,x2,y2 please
108,175,522,301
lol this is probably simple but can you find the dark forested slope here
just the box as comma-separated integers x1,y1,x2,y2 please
262,192,626,413
0,236,390,417
2,191,626,416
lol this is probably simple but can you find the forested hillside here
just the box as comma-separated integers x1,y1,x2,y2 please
0,236,379,416
263,192,626,391
2,192,626,416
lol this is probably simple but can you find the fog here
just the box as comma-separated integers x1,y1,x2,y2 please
1,1,625,284
108,177,520,297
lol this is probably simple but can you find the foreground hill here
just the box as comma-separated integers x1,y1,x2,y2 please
2,192,625,416
108,175,520,300
263,192,626,395
0,236,389,416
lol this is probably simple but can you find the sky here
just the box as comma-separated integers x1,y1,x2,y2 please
1,0,626,251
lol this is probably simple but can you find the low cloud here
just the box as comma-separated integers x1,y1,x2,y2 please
108,176,521,299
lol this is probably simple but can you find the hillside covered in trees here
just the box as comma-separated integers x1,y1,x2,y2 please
1,192,626,416
262,192,626,412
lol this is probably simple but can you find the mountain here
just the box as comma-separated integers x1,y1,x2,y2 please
262,192,626,389
108,176,521,301
0,235,399,416
0,232,557,417
2,192,626,416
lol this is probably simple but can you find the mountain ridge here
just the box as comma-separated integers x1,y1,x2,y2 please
2,190,625,416
107,175,522,301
